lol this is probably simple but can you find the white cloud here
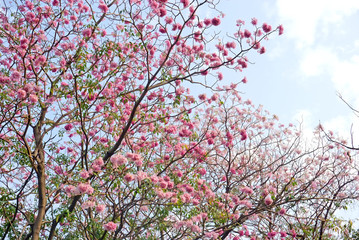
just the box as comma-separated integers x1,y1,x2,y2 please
276,0,359,48
300,47,337,76
299,45,359,107
331,56,359,106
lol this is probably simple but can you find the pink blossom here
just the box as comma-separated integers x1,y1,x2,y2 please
65,185,76,195
280,231,287,237
150,175,159,183
93,157,104,167
259,47,266,54
35,55,46,66
25,12,35,22
77,183,94,195
211,94,218,101
225,42,236,49
278,24,284,35
135,160,143,167
180,0,190,7
20,38,29,49
267,231,277,238
238,200,252,208
17,89,27,99
253,41,260,49
279,208,286,215
64,124,73,131
240,129,247,140
29,94,38,103
98,3,108,13
251,18,258,25
159,27,167,33
91,164,101,172
11,71,21,80
212,17,221,26
124,173,135,182
201,70,208,76
80,170,89,179
82,28,92,37
81,201,95,210
103,222,117,232
238,59,248,68
218,72,223,80
159,8,167,17
126,153,142,161
96,204,106,213
110,62,118,69
25,0,34,10
204,18,211,26
180,193,191,203
176,171,183,177
136,171,148,182
111,154,127,167
165,16,173,24
54,166,63,175
191,224,201,232
192,198,200,205
198,94,207,100
264,194,273,205
198,168,206,175
241,186,253,195
24,83,34,93
159,181,167,189
244,29,251,38
262,23,272,33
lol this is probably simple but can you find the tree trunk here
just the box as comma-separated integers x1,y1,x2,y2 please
32,163,46,240
32,126,47,240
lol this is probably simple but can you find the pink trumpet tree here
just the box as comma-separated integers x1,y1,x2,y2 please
0,0,357,240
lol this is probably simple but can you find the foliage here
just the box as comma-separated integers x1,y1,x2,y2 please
0,0,357,239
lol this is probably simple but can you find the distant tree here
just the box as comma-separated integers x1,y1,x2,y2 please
1,0,358,240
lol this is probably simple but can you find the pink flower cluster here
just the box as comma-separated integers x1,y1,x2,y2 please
91,157,104,172
98,2,108,13
111,154,128,168
126,153,142,166
180,0,189,7
240,129,247,140
77,183,94,195
241,186,253,195
264,194,273,205
262,23,272,33
103,221,117,232
81,200,95,210
96,204,105,213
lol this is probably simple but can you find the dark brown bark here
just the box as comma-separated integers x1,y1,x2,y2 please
32,124,47,240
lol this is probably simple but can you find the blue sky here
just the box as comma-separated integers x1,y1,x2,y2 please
211,0,359,225
205,0,359,144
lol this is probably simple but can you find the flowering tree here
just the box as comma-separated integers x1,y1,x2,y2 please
0,0,357,240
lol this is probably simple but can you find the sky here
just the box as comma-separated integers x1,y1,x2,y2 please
211,0,359,226
206,0,359,143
